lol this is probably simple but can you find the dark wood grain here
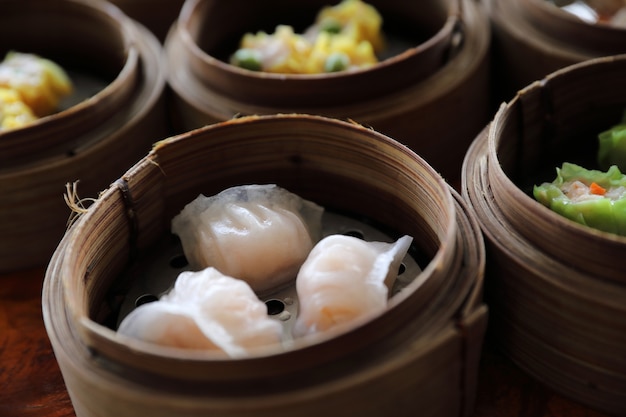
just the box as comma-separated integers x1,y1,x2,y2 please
0,268,74,417
0,268,612,417
473,339,612,417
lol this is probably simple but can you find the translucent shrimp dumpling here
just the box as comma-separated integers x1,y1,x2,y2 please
117,267,283,357
294,234,413,337
172,184,324,294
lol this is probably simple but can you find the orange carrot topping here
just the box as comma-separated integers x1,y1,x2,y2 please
590,182,606,196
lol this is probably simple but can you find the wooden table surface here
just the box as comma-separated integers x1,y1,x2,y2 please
0,267,612,417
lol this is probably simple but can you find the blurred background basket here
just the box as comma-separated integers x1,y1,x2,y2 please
164,0,492,184
0,0,169,272
487,0,626,104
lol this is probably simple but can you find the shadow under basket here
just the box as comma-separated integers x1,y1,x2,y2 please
164,0,492,184
43,114,487,417
0,0,169,272
462,56,626,415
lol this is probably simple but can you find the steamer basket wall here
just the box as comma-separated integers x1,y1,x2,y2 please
44,114,487,417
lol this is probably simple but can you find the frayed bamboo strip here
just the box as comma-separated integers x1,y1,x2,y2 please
63,181,98,228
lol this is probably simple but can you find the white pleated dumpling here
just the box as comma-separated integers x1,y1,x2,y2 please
117,267,283,357
293,234,413,337
171,184,324,294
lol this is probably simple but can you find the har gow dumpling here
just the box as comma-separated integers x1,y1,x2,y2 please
171,184,324,294
293,234,413,337
117,267,283,357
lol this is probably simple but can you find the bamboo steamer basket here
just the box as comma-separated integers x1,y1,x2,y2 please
43,114,487,417
164,0,492,184
0,0,169,272
462,55,626,415
105,0,186,41
487,0,626,103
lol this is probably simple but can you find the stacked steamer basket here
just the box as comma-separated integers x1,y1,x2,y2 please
487,0,626,103
164,0,491,184
462,56,626,415
43,114,487,417
0,0,168,272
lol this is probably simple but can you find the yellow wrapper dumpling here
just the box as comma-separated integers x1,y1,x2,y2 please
310,0,385,53
306,31,378,73
234,25,312,73
0,51,73,117
230,0,385,74
0,87,37,131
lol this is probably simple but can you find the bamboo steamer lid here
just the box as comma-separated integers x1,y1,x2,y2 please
164,0,492,184
0,0,169,272
487,0,626,103
43,114,487,417
462,55,626,415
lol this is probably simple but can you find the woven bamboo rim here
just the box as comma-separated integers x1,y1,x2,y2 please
165,0,491,184
0,2,168,273
0,0,140,167
488,0,626,101
461,56,626,415
44,114,487,417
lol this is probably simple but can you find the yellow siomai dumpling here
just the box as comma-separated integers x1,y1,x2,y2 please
306,31,378,73
235,25,312,74
0,87,37,131
307,0,385,53
230,0,384,74
0,51,72,118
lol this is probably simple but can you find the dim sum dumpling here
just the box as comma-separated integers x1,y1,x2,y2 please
117,267,283,357
0,51,72,117
533,162,626,236
293,234,413,337
171,184,324,294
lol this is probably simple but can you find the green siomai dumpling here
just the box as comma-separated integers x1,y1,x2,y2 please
598,111,626,172
533,162,626,236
